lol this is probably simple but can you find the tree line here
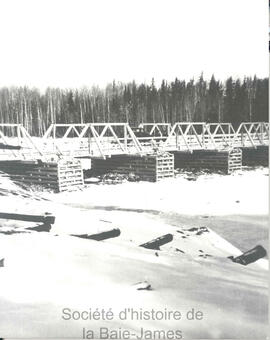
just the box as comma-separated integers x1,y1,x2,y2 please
0,75,268,136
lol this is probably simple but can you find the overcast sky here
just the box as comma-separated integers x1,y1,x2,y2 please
0,0,268,89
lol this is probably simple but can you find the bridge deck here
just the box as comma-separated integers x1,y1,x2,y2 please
0,122,268,161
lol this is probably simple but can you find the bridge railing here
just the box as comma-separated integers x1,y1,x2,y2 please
157,122,268,152
42,121,269,158
0,124,44,161
0,121,268,161
43,123,146,158
161,123,215,151
233,122,269,147
138,123,172,137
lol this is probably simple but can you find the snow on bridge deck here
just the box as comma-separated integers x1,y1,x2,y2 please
0,122,268,161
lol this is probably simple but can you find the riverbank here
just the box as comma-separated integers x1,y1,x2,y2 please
0,167,268,338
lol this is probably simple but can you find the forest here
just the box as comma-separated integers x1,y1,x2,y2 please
0,75,268,136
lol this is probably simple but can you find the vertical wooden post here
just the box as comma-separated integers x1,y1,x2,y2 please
155,155,158,182
88,127,91,155
202,124,205,148
124,124,128,152
17,125,22,146
57,161,61,192
167,124,171,136
260,123,263,144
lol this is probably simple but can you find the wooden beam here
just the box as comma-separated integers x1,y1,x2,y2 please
71,228,120,241
63,125,74,138
0,212,55,224
140,233,173,250
21,127,44,157
90,125,106,159
108,125,125,152
228,245,267,266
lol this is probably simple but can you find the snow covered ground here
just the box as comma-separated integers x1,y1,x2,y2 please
0,167,268,338
43,167,269,217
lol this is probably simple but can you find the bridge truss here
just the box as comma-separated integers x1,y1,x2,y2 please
0,122,268,161
0,124,44,161
43,123,144,159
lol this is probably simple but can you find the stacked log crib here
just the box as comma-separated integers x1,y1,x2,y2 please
0,159,84,192
91,152,174,182
241,146,269,166
174,148,242,174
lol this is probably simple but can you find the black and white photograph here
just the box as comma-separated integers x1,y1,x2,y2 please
0,0,268,339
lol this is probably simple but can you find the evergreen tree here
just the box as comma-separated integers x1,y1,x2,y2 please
223,77,234,124
206,75,220,122
0,75,267,135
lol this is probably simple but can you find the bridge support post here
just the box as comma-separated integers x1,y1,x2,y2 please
241,145,269,166
0,158,84,192
91,152,174,182
173,148,242,174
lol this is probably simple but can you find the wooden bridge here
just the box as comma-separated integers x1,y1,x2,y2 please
0,122,268,161
0,121,267,191
140,122,269,152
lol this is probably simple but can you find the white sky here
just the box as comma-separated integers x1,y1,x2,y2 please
0,0,268,89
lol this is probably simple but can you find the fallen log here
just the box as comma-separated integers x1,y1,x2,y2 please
71,228,121,241
133,281,152,290
0,212,55,225
140,233,173,250
27,224,52,232
228,245,267,266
